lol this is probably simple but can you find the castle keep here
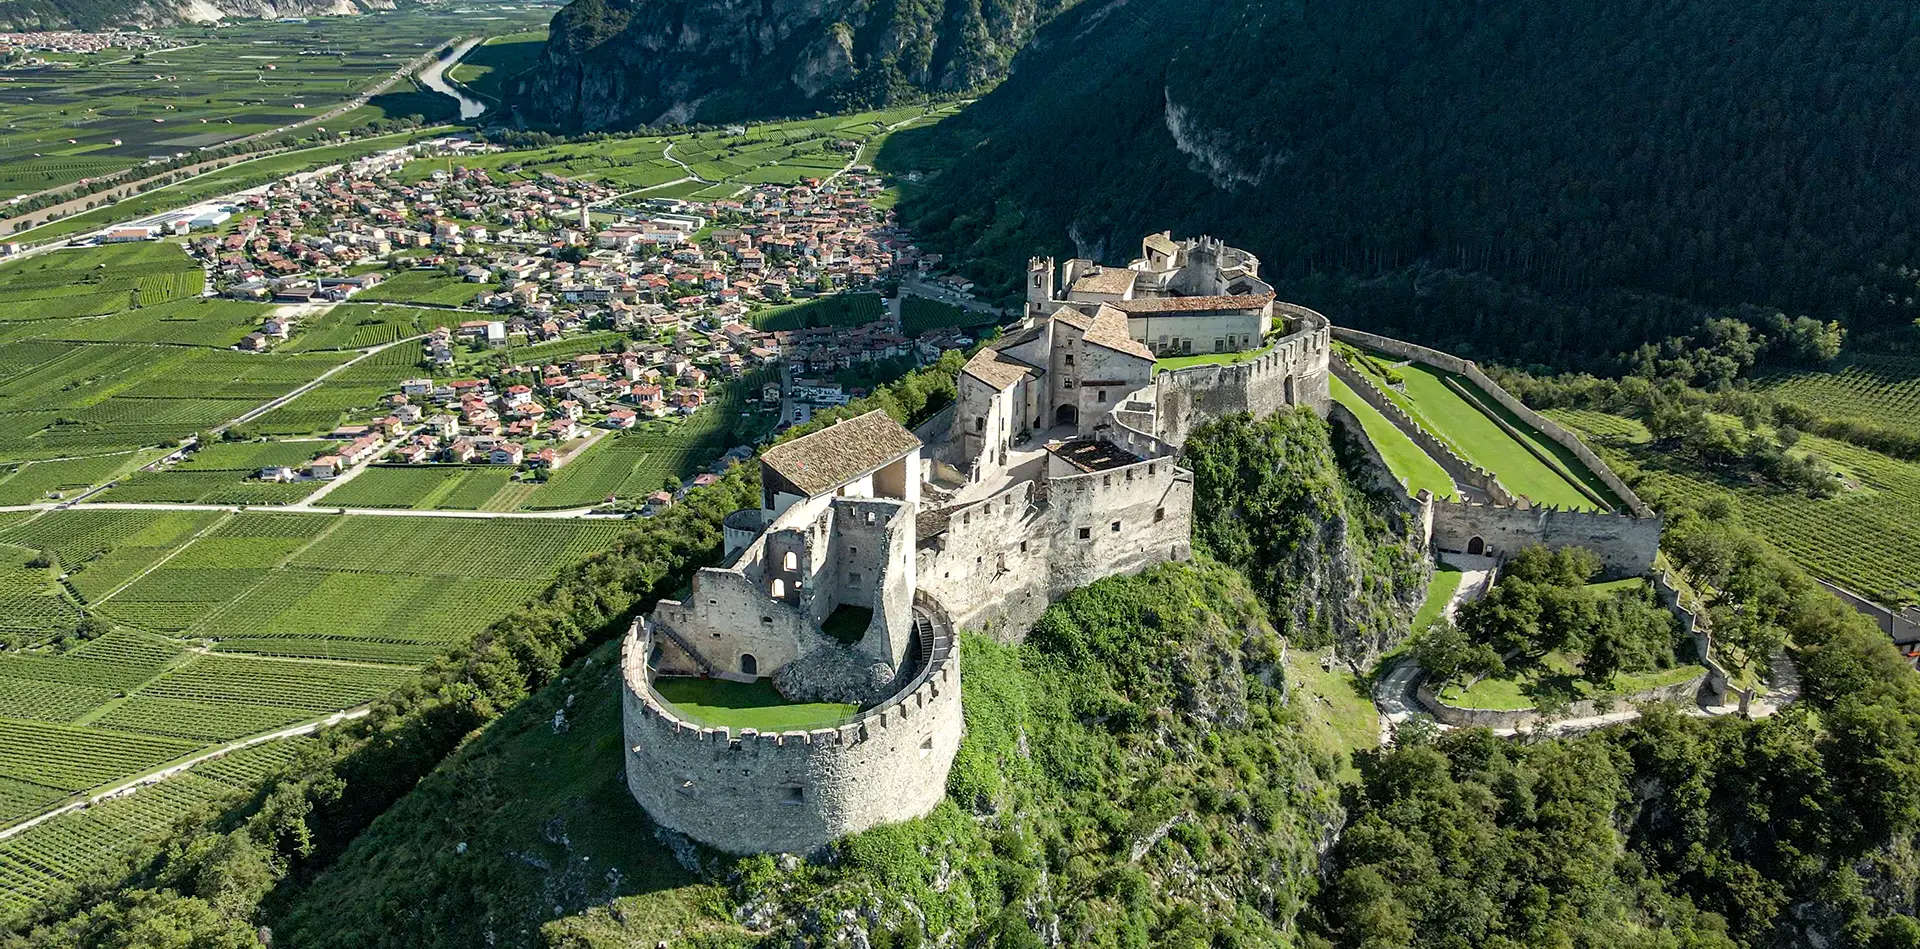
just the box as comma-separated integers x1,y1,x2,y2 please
619,233,1656,855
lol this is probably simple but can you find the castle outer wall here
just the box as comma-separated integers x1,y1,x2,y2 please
1153,303,1332,446
621,602,963,855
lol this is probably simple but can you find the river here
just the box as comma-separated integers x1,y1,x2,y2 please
418,37,488,121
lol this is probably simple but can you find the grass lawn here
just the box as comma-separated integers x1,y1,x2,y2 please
652,676,856,731
1588,576,1652,596
1153,343,1273,373
1351,354,1605,511
1414,564,1466,633
1332,376,1457,500
821,604,872,646
1280,646,1378,780
1440,650,1704,711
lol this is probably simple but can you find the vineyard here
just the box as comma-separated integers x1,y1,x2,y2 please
900,295,994,337
283,304,454,352
352,271,483,308
1556,410,1920,608
319,464,516,510
749,293,884,331
1757,353,1920,430
0,450,158,505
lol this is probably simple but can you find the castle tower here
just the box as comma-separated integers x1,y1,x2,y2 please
1026,256,1056,318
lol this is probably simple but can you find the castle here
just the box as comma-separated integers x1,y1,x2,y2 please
619,233,1657,855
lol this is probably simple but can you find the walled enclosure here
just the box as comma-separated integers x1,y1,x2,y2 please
621,599,962,855
1153,303,1333,446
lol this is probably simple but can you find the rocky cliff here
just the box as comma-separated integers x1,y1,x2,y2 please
512,0,1078,129
0,0,394,29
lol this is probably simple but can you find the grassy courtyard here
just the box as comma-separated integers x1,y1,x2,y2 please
1413,564,1466,633
1332,376,1458,500
1439,651,1705,711
1153,342,1274,373
652,676,856,731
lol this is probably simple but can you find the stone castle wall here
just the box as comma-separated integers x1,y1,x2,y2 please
919,453,1194,639
620,605,964,856
1431,500,1661,578
1153,304,1332,446
1329,355,1512,504
1330,326,1654,517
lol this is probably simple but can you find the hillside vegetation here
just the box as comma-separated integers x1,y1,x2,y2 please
878,0,1920,368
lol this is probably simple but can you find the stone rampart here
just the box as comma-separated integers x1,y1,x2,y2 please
1653,570,1737,707
1331,326,1654,517
919,454,1194,639
620,606,963,855
1329,355,1510,504
1817,579,1920,645
1328,402,1436,541
1153,305,1332,446
1431,499,1661,579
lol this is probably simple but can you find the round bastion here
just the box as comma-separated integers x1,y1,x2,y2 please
620,596,963,855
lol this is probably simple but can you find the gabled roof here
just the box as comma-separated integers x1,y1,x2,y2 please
1111,292,1272,314
760,409,920,498
961,347,1041,391
1081,304,1155,361
1069,266,1138,296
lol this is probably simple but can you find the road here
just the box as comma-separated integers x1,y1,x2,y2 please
213,332,428,436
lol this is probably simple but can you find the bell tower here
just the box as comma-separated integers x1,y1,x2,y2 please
1026,256,1055,319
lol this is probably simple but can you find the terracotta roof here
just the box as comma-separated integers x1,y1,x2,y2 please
1142,232,1179,257
1110,293,1272,314
1048,304,1095,330
962,347,1041,390
760,409,920,497
1069,266,1138,296
1081,304,1155,360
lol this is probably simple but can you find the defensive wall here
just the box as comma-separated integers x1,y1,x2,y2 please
1326,400,1436,538
1153,303,1333,446
620,595,963,855
918,451,1195,639
1817,579,1920,646
1330,326,1655,517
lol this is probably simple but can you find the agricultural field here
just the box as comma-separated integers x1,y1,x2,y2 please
900,294,993,337
1341,347,1619,511
351,270,483,308
319,463,515,509
0,450,159,504
282,302,458,351
1757,352,1920,430
446,30,547,104
1552,408,1920,610
749,293,884,331
0,8,550,204
0,507,639,843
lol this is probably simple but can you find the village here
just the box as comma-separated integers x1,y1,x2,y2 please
135,136,997,507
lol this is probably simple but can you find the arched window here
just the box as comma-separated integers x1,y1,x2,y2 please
770,578,786,598
782,550,797,571
740,653,758,676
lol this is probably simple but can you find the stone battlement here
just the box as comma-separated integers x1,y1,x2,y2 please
1329,353,1512,504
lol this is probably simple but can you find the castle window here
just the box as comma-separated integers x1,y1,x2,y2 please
1078,527,1091,540
975,416,985,432
770,578,786,598
782,551,798,571
1020,541,1029,553
781,786,804,804
708,598,717,606
1096,390,1107,403
1064,354,1074,367
761,616,772,625
1214,338,1225,350
848,571,862,585
1155,507,1165,523
849,546,857,556
1149,463,1156,476
740,653,758,676
1102,475,1111,488
962,512,969,526
1063,381,1075,389
919,737,934,759
1111,520,1121,532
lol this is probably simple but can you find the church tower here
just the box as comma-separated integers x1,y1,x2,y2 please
1026,256,1055,319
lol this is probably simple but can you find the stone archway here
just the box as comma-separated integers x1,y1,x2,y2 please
1467,536,1486,556
1055,403,1078,427
739,653,758,676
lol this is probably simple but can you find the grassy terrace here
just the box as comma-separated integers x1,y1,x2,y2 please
1439,651,1705,711
1152,342,1273,373
1331,376,1457,500
1343,351,1615,511
653,677,856,731
1414,563,1466,633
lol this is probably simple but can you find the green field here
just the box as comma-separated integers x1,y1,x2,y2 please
1331,375,1457,500
899,294,994,337
1439,650,1705,711
1343,350,1615,511
1413,564,1465,634
1552,408,1920,608
320,464,517,510
749,293,884,331
352,270,483,307
0,9,549,205
1758,352,1920,430
446,30,547,104
652,676,856,731
283,302,457,351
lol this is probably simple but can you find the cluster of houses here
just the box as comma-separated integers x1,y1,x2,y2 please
0,30,177,55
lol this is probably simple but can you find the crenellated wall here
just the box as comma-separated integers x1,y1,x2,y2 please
918,453,1194,638
1153,304,1332,446
1431,499,1661,579
620,606,963,856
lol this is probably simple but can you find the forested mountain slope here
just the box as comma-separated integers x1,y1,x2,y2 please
880,0,1920,366
513,0,1078,129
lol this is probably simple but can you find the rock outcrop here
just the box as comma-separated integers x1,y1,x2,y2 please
512,0,1080,130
